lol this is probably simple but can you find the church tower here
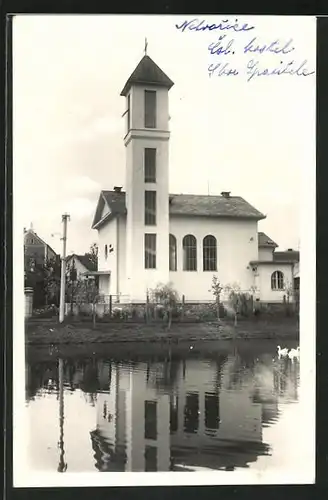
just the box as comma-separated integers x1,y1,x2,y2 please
120,50,174,301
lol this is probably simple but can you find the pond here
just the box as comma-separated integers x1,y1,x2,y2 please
25,339,300,474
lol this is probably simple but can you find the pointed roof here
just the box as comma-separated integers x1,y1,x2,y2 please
258,232,278,248
120,55,174,96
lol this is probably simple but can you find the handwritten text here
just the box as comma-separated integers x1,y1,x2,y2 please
246,59,315,81
176,18,255,34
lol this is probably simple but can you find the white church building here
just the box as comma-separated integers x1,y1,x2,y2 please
90,54,299,304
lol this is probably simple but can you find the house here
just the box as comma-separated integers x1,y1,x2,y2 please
66,254,97,281
251,234,300,303
91,54,298,304
24,224,57,269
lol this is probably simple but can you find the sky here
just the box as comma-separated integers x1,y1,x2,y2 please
13,15,316,255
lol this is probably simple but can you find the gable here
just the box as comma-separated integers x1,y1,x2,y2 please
101,203,111,219
24,230,45,247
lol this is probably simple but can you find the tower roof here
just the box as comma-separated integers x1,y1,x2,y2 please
120,55,174,96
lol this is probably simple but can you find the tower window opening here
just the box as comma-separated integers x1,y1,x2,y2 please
145,90,157,128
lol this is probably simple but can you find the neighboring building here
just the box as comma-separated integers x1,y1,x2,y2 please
251,236,300,303
91,54,298,304
66,254,97,281
24,225,57,269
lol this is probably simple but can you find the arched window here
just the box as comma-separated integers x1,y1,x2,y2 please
271,271,284,290
169,234,177,271
203,235,217,271
104,244,108,260
183,235,197,271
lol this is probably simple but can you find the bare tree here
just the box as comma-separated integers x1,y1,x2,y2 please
211,275,223,320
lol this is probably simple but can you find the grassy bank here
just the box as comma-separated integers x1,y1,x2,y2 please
25,317,299,345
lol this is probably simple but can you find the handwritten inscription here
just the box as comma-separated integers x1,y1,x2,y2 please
246,59,315,81
175,18,315,82
176,18,255,33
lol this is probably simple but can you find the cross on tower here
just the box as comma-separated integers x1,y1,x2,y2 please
144,37,148,55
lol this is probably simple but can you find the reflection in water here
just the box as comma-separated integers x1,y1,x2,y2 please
26,342,300,473
57,358,67,472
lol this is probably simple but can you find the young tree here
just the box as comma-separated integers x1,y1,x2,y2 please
283,279,294,316
224,282,241,326
211,275,223,320
150,282,179,330
75,279,99,327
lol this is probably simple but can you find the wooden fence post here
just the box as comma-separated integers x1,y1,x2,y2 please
109,294,112,318
181,294,185,320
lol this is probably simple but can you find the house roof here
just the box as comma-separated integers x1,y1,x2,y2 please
258,231,278,248
24,229,57,257
92,190,265,229
273,250,299,262
67,254,97,272
120,55,174,96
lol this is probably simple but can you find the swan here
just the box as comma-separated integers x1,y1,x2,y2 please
288,346,300,362
277,345,289,358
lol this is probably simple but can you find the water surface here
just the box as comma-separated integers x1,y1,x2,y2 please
25,339,300,473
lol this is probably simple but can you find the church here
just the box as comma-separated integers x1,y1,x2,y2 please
90,52,299,304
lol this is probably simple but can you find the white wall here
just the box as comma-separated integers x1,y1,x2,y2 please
97,218,117,295
258,247,274,261
66,256,90,280
257,263,294,302
169,216,259,301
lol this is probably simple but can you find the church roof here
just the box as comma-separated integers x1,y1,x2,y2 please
273,250,299,262
92,190,265,229
258,232,278,248
120,55,174,96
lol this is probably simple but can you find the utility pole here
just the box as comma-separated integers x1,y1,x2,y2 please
59,213,70,323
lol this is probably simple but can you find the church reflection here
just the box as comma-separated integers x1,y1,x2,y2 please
25,350,299,473
88,356,284,472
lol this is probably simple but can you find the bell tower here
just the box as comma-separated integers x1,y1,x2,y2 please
120,50,174,301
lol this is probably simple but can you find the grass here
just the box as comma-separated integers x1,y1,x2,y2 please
25,317,299,345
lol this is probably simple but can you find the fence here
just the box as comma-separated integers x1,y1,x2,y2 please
65,288,298,321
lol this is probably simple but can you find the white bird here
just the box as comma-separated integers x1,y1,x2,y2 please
277,345,289,358
288,346,300,362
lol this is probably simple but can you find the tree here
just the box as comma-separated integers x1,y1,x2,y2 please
224,282,241,326
65,259,79,314
44,256,61,305
211,275,223,320
85,243,98,269
74,279,99,327
283,279,294,316
150,282,179,330
25,254,61,307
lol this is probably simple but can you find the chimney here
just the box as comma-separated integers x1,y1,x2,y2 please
113,186,122,193
23,227,26,234
221,191,231,198
287,248,293,251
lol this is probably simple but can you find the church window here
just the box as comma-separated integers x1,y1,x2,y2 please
271,270,284,290
145,234,156,269
183,235,197,271
169,234,177,271
104,244,108,260
203,235,217,271
145,190,156,225
144,148,156,183
145,90,157,128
